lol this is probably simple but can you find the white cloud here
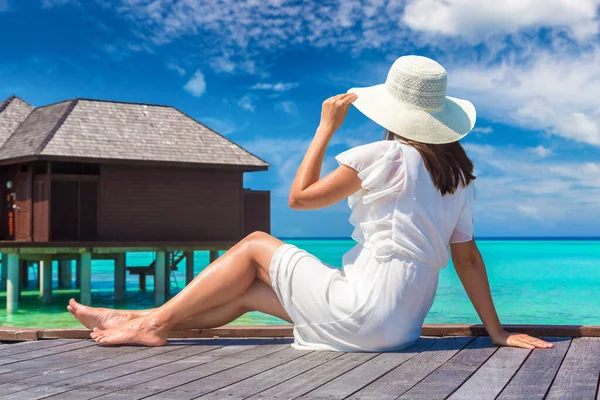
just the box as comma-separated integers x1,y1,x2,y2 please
462,143,600,231
184,70,206,97
200,117,238,136
403,0,600,42
238,95,256,112
472,126,493,135
252,82,299,92
278,101,299,116
449,45,600,147
528,145,553,157
166,62,186,76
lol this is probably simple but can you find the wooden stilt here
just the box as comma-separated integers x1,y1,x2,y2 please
39,256,53,304
114,253,126,302
80,253,92,305
0,255,6,291
6,254,20,313
185,251,195,285
21,261,29,288
209,250,219,263
58,260,72,288
154,251,166,306
75,260,81,288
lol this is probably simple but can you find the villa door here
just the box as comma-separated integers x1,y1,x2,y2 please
14,171,32,241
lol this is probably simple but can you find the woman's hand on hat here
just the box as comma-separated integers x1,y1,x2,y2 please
491,330,554,350
318,93,358,134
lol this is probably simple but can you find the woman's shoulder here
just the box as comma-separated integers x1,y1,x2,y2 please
335,139,402,171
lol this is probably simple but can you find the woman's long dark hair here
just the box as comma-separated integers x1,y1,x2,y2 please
384,130,476,195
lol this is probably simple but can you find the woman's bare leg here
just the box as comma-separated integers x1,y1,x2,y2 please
68,279,291,330
91,231,286,345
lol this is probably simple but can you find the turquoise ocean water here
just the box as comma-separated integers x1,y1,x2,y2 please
1,238,599,328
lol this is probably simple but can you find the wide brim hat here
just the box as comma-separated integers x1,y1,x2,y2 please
348,55,477,144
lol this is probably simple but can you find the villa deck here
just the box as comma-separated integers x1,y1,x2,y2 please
0,330,598,399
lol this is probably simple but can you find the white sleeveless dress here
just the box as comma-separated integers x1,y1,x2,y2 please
269,139,476,352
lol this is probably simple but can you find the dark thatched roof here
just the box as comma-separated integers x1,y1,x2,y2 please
0,96,268,170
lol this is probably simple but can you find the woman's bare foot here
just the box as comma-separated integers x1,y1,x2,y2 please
90,316,169,346
67,298,141,330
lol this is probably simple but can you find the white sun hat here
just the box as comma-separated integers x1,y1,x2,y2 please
348,55,476,144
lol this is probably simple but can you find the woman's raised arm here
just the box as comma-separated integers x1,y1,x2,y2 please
289,93,362,210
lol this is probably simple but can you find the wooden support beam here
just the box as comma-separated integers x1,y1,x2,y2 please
209,250,219,264
58,260,73,288
185,251,195,285
114,253,126,302
39,256,53,305
154,251,166,306
6,254,20,313
80,252,92,305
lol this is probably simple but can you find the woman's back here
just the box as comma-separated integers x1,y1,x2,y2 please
336,139,475,270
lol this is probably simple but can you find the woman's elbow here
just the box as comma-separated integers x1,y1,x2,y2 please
288,195,304,210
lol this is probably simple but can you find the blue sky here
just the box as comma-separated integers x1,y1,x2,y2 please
1,0,600,237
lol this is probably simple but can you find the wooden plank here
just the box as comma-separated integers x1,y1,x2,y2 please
246,352,379,399
90,339,290,400
301,338,438,399
0,339,77,357
347,336,474,400
200,349,341,399
0,341,145,384
0,340,93,366
144,345,307,399
448,346,531,399
400,336,498,400
497,337,571,400
42,339,240,399
0,342,194,399
546,337,600,400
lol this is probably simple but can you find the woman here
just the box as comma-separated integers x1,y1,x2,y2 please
69,55,552,351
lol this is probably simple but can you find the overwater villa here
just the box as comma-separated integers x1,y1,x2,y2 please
0,95,270,313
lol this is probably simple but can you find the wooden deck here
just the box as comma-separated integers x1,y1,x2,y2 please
0,336,598,399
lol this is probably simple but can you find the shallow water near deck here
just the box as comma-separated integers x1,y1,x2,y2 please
1,239,599,328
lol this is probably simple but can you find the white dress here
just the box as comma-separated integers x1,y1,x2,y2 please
269,139,476,352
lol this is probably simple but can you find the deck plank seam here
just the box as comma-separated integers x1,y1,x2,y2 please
59,341,253,400
442,343,502,400
80,339,263,400
191,349,319,400
152,342,294,399
0,341,96,367
528,336,573,400
128,339,290,399
491,344,536,400
389,336,478,400
81,340,245,400
238,351,348,400
0,345,159,397
332,337,444,400
0,339,83,358
297,352,382,400
0,341,149,383
18,344,197,398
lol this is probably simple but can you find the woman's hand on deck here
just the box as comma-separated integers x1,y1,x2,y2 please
491,330,554,349
318,93,358,134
